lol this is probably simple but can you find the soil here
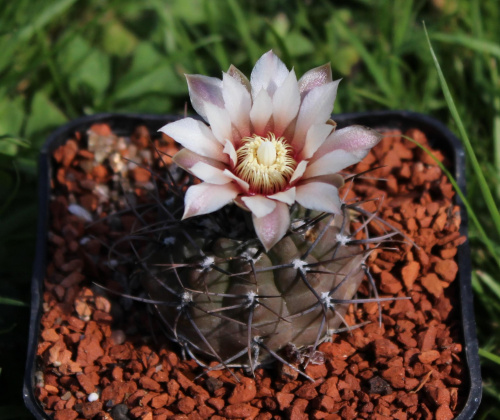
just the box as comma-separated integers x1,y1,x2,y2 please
34,121,466,420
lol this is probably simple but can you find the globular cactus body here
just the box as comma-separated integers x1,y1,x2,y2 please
143,209,367,368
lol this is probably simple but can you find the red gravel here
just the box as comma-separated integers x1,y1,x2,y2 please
35,123,466,419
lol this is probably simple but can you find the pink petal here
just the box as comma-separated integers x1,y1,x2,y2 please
186,74,224,121
313,125,383,160
250,89,273,135
290,160,309,184
298,63,332,99
159,118,227,162
227,64,251,92
173,148,227,172
223,72,252,138
268,187,296,205
241,195,276,218
299,123,335,160
204,102,233,145
190,162,233,184
295,182,341,214
291,79,341,152
183,183,239,219
252,201,290,251
250,50,289,99
303,149,360,179
272,69,300,137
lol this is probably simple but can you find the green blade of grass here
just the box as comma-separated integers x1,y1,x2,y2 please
402,134,500,270
431,32,500,60
490,58,500,198
424,23,500,240
334,16,394,105
226,0,259,63
479,348,500,365
0,297,26,307
476,270,500,301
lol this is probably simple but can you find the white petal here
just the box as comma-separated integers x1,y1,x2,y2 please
250,50,289,99
222,169,250,192
183,183,239,219
303,149,360,179
272,69,300,137
268,187,296,205
290,160,309,184
291,79,341,152
173,148,227,172
298,63,332,99
159,118,226,162
223,72,252,138
205,102,233,145
186,75,224,121
241,195,276,218
227,64,251,92
250,89,273,135
295,182,341,214
313,125,383,160
299,123,335,160
190,162,232,185
223,139,237,168
301,173,345,189
252,201,290,251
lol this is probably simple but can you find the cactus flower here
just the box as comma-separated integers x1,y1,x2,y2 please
160,51,382,250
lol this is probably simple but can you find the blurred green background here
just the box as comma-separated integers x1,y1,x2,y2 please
1,0,499,418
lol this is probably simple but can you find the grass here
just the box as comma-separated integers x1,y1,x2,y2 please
0,0,499,417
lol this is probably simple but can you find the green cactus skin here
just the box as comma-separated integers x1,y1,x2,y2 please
141,206,371,373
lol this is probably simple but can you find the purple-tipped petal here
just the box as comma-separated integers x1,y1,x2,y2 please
250,50,289,99
204,102,233,145
313,125,383,160
159,118,227,162
183,183,239,219
250,89,273,135
299,123,335,160
291,79,341,152
252,201,290,251
222,72,252,139
173,148,227,172
186,74,224,121
295,182,341,214
189,162,233,185
298,63,332,99
303,149,360,179
241,195,276,218
268,187,296,205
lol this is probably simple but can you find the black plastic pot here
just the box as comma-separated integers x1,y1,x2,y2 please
23,111,482,419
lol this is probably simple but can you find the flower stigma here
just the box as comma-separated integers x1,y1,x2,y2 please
234,133,297,195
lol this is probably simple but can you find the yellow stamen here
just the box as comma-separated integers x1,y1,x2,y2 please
234,133,297,195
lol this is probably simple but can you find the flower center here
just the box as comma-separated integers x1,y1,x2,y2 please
234,133,297,195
